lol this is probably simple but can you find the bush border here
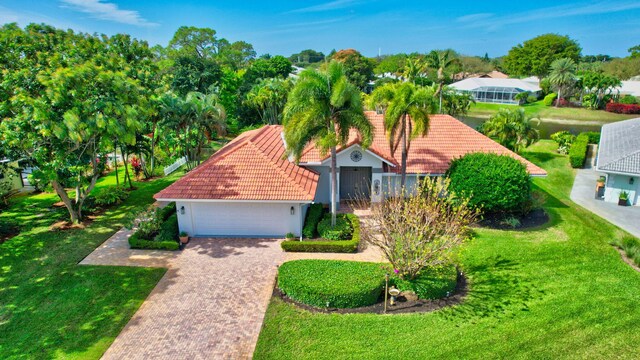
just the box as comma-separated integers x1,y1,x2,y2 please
282,213,360,253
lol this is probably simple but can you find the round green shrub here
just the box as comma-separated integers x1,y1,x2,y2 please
317,214,353,240
446,153,531,214
543,93,557,106
392,265,458,300
278,260,386,308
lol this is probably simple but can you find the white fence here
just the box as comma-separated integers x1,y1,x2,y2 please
164,156,187,176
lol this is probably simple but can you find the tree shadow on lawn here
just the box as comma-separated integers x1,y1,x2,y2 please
442,255,543,323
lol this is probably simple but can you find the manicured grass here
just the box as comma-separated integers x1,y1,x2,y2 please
255,140,640,359
468,101,635,122
0,169,183,359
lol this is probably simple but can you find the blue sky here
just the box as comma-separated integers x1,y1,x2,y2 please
1,0,639,57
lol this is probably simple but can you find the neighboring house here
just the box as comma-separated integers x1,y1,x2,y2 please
155,112,546,238
450,78,541,105
453,70,509,81
616,81,640,98
596,117,640,206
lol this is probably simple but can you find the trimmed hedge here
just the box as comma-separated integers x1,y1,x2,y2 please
569,133,589,168
317,213,353,240
302,203,324,238
606,102,640,114
584,131,600,144
281,213,360,253
278,259,386,308
391,265,458,300
128,232,180,250
446,153,531,214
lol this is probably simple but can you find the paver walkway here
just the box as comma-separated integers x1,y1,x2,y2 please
82,235,283,359
570,168,640,238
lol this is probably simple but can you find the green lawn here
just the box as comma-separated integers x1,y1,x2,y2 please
0,169,183,359
254,140,640,359
468,101,635,122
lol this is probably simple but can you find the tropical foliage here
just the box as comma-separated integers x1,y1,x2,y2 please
481,108,540,153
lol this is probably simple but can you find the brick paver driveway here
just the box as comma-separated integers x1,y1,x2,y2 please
100,237,283,360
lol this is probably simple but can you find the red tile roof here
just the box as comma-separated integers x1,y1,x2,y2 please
154,126,319,201
300,111,546,176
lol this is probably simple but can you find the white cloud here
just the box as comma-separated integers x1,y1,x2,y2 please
459,1,640,30
287,0,362,14
456,13,493,23
60,0,158,27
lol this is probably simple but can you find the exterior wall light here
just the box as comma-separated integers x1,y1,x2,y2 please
180,206,185,215
290,206,295,215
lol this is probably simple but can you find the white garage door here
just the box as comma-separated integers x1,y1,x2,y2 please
189,202,298,237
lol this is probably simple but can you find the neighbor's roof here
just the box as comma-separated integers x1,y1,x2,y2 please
450,78,541,92
617,81,640,97
155,126,319,201
597,117,640,175
300,112,547,176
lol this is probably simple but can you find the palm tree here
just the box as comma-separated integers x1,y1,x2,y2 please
283,61,373,225
481,108,540,153
548,58,577,108
369,82,435,187
426,50,460,113
185,91,227,165
402,57,427,84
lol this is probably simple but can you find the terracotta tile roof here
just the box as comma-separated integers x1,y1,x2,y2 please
154,126,319,201
300,111,546,176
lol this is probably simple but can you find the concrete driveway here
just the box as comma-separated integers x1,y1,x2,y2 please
570,168,640,238
91,237,283,360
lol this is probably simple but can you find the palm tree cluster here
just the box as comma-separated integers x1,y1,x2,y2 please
481,108,540,153
283,61,372,225
548,58,577,107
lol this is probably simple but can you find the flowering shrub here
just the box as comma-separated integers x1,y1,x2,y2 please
130,156,143,179
605,103,640,114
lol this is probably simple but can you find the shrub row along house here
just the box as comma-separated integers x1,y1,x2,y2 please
154,111,546,237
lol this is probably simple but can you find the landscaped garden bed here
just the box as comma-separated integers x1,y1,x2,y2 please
127,203,181,251
281,204,360,253
275,259,464,314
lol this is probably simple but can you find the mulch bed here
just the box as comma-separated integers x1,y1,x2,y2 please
475,209,549,230
274,273,468,315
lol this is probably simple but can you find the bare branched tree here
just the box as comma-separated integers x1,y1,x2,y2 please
359,177,478,280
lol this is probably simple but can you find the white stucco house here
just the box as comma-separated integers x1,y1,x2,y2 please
596,118,640,206
154,112,546,237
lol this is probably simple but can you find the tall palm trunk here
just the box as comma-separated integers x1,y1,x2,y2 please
330,146,338,226
114,139,119,187
400,114,408,188
556,88,562,108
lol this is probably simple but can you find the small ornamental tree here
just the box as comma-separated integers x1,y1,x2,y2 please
446,153,532,214
359,177,478,280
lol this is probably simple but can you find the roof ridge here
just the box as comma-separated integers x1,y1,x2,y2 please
247,139,314,199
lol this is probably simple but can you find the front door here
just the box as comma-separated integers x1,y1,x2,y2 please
340,167,372,200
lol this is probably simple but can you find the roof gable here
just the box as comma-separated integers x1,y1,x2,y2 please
298,111,546,176
155,126,319,201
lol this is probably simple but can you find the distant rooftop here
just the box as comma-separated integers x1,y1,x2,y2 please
450,78,541,93
597,117,640,175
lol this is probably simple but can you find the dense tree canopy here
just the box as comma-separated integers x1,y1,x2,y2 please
502,34,582,78
331,49,375,90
